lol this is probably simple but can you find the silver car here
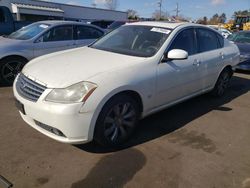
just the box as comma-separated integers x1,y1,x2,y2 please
0,21,104,85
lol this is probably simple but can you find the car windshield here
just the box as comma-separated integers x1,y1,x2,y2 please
7,23,50,40
228,32,250,43
91,25,171,57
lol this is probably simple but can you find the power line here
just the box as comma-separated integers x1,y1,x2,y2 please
174,2,180,17
158,0,163,19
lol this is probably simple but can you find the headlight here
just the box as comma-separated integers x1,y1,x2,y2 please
45,81,97,103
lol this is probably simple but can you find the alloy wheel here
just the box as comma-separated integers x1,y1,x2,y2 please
103,102,137,143
1,61,23,84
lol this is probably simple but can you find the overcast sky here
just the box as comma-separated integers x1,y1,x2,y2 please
46,0,250,20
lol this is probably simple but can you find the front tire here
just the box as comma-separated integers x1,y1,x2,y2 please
211,68,233,97
94,94,140,147
0,57,27,86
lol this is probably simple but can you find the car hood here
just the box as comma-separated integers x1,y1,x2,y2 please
22,47,144,88
0,36,24,47
235,42,250,55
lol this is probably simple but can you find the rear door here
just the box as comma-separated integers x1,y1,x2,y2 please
33,25,75,58
74,25,104,47
195,28,225,89
156,28,203,106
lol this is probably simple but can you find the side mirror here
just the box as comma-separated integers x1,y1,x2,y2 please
35,37,43,43
162,49,188,62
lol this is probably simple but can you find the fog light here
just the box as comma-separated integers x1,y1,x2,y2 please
35,120,66,137
52,128,64,137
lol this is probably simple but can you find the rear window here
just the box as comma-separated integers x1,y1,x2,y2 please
76,26,103,40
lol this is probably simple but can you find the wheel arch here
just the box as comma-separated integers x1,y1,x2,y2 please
213,65,233,87
88,88,145,141
0,55,29,63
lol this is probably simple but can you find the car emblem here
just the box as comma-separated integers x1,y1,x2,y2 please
21,83,27,89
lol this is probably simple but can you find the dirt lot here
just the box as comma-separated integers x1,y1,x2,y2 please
0,73,250,188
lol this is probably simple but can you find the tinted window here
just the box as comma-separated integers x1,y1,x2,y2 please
168,29,196,55
43,25,73,42
91,25,171,57
76,26,103,40
0,9,5,22
197,29,219,52
217,34,224,48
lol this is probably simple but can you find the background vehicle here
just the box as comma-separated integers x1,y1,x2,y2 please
228,31,250,70
208,25,232,38
90,20,114,29
0,21,104,85
0,6,31,35
232,14,250,31
106,20,139,32
14,22,240,147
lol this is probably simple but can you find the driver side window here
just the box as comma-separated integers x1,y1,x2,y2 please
168,29,197,56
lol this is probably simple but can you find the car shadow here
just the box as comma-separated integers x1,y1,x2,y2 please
76,74,250,153
235,70,250,75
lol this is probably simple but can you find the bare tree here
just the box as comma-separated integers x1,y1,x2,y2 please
127,9,139,20
104,0,118,10
152,10,169,20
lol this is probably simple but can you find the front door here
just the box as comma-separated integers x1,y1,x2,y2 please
33,25,75,58
156,28,203,107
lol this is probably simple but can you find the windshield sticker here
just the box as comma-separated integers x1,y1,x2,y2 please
151,27,171,34
39,24,49,29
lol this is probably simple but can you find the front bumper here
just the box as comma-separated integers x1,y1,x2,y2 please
13,80,95,144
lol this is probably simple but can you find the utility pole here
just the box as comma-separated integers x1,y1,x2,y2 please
158,0,163,20
175,2,180,17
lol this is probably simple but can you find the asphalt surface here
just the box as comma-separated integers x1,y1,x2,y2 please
0,72,250,188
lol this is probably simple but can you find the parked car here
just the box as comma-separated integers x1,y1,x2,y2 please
90,20,114,29
106,20,138,32
208,25,232,38
218,28,232,38
13,22,240,147
0,6,32,36
0,21,104,85
228,31,250,71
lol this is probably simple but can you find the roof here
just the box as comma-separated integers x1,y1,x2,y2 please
35,0,127,14
33,20,104,30
11,3,64,13
127,21,191,29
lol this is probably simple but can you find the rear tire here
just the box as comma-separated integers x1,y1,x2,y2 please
211,68,233,97
0,57,27,86
94,94,140,147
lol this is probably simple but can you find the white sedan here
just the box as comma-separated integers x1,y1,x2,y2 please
13,22,240,147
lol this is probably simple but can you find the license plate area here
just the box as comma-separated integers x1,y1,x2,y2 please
15,99,26,115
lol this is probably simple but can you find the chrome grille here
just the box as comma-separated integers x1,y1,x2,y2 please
16,73,46,102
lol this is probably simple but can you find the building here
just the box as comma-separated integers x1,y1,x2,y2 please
0,0,128,22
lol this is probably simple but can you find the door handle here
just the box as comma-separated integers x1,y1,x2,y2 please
220,52,224,59
193,59,201,66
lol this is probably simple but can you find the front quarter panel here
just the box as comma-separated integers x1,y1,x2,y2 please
0,41,34,60
81,59,158,140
